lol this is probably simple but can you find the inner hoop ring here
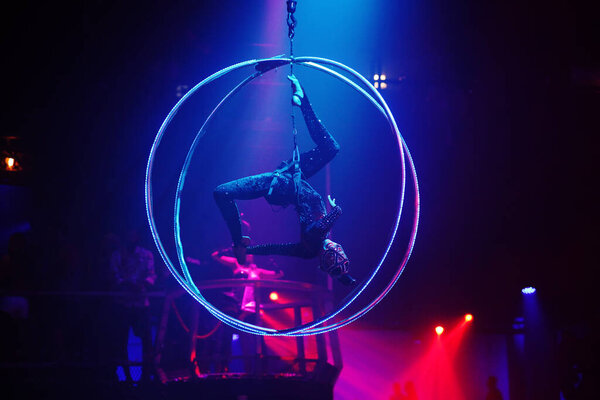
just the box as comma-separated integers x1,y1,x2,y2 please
146,56,420,336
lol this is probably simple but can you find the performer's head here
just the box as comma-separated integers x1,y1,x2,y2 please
320,239,349,277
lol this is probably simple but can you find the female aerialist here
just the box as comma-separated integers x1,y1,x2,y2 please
213,75,355,285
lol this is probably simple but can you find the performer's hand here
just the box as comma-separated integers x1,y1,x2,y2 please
287,74,304,107
187,256,203,265
328,195,337,207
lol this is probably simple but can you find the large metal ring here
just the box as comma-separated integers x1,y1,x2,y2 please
145,56,420,336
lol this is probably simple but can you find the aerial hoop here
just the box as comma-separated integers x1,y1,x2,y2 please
145,56,420,336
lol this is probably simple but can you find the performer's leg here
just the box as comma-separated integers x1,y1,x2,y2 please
213,173,273,246
298,141,340,179
296,84,340,178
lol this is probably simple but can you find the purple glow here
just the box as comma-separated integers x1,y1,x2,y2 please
521,286,536,295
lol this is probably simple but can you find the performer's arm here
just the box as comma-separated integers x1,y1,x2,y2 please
256,267,284,279
211,250,238,271
314,204,342,237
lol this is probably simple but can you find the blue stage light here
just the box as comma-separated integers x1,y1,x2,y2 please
512,317,525,330
522,286,536,295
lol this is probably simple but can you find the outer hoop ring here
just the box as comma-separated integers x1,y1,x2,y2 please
145,56,420,336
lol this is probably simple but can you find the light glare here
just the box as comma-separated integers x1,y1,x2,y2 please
465,314,473,322
269,292,279,301
522,286,536,295
435,325,444,335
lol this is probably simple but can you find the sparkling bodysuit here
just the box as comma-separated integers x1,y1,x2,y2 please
213,92,341,259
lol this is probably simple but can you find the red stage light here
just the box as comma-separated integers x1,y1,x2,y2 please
465,313,473,322
435,325,444,335
269,292,279,301
5,157,16,171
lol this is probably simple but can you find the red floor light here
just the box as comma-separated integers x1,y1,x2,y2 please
435,325,444,335
464,313,473,322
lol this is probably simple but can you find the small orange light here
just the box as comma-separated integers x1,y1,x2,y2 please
435,325,444,335
380,74,387,81
374,82,379,89
5,157,15,170
269,292,279,301
381,82,388,89
465,314,473,322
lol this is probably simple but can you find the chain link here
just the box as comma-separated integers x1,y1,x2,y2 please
287,0,297,73
286,1,300,200
286,0,297,40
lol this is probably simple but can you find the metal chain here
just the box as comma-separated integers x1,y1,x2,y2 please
287,0,297,41
286,1,301,199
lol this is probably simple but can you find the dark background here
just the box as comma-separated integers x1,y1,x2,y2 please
1,0,598,335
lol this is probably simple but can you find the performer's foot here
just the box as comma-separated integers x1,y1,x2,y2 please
233,236,251,265
287,74,304,106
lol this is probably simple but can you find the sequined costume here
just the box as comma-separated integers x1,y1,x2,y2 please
213,91,341,259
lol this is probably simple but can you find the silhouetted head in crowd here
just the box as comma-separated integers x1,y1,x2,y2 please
125,230,140,252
